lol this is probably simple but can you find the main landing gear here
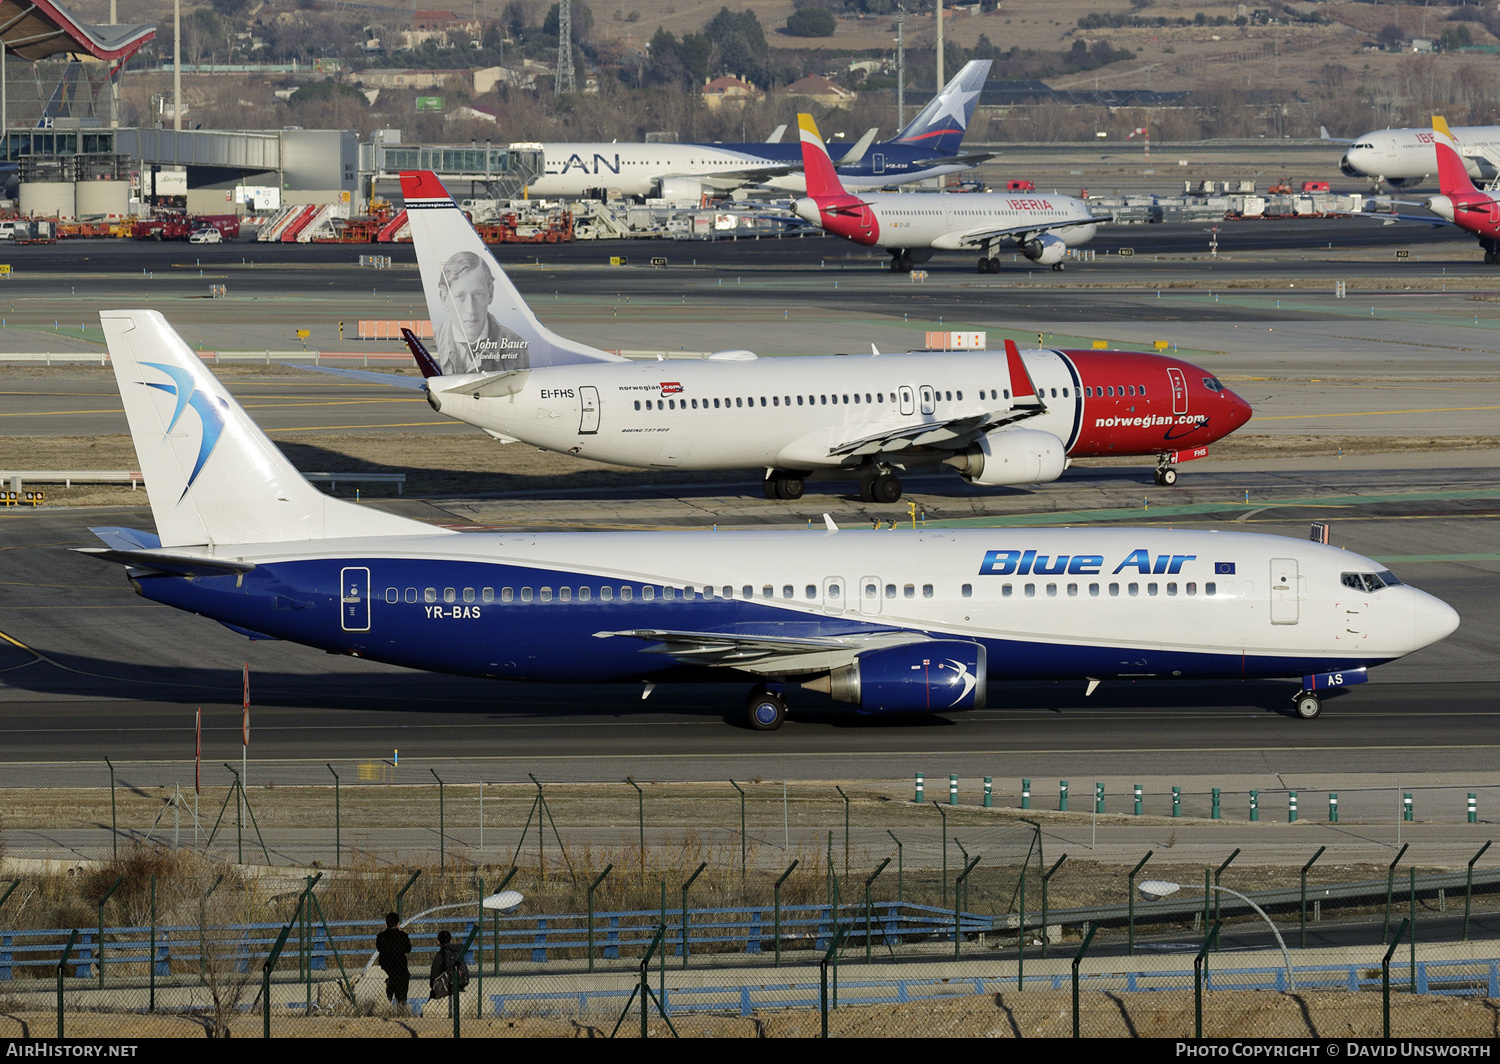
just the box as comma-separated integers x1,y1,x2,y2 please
1483,238,1498,264
976,256,1001,274
763,470,807,499
890,252,914,273
747,684,787,730
1292,690,1322,720
858,470,903,503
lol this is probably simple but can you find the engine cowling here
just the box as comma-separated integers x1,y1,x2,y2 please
1385,176,1421,189
807,640,986,713
1022,233,1066,266
656,177,706,201
1425,194,1456,222
944,428,1067,487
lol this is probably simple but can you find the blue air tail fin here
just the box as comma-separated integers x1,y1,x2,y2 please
100,310,445,548
891,59,991,155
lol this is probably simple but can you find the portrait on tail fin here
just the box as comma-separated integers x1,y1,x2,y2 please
432,251,531,374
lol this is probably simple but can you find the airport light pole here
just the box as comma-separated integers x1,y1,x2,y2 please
1138,880,1294,990
893,8,907,128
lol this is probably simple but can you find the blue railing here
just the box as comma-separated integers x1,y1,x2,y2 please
0,901,987,981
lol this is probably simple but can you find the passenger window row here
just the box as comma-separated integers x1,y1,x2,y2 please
631,388,1020,412
383,581,995,604
998,581,1217,599
1083,385,1147,398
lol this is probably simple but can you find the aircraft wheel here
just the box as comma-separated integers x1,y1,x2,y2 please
899,256,914,274
871,473,903,504
763,478,780,499
1052,262,1065,272
1159,467,1178,486
779,476,806,500
858,476,876,502
1488,252,1497,265
890,258,903,273
976,257,988,273
747,686,787,731
1294,692,1322,720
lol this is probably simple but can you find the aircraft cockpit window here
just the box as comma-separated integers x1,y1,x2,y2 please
1342,570,1402,593
1203,377,1224,392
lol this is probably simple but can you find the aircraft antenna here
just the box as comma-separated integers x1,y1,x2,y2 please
554,0,576,96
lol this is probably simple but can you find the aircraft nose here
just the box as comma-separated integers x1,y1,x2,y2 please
1411,589,1461,652
1223,387,1252,430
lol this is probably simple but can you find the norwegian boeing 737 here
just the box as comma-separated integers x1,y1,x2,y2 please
364,170,1250,501
82,309,1457,729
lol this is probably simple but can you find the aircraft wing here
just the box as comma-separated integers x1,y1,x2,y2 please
942,213,1111,249
669,163,803,192
285,363,430,391
912,150,1002,168
593,627,931,675
74,547,257,577
827,408,1042,458
1335,209,1455,228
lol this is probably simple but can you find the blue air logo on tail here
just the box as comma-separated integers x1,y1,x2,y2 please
893,59,991,155
141,361,227,498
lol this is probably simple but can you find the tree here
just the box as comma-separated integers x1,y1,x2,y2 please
785,8,835,37
1377,23,1406,51
542,2,594,42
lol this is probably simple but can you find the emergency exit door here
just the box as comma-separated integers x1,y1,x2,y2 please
1270,558,1299,625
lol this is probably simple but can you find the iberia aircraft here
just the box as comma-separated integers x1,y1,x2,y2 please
790,113,1107,274
357,170,1252,499
83,308,1458,728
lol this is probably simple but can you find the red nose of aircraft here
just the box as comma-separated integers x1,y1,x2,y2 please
1222,386,1253,435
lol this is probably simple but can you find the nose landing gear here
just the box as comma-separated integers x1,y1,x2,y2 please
1293,690,1322,720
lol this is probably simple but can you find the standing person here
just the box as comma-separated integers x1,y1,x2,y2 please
428,928,469,1007
374,912,412,1007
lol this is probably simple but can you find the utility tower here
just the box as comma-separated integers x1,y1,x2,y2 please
554,0,576,95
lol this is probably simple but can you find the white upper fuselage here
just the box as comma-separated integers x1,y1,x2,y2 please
523,142,968,198
1341,125,1500,185
426,349,1075,471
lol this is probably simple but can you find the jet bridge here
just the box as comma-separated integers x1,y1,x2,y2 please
362,141,544,200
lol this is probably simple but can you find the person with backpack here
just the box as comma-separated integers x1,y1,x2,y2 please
428,929,470,1008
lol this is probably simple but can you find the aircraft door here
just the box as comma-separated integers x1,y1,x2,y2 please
340,566,370,632
920,386,936,415
823,577,846,615
1269,558,1299,625
579,386,600,434
899,386,915,416
1168,368,1188,415
859,576,882,616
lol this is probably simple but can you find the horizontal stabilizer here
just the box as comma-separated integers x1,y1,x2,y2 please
74,546,256,577
286,363,428,391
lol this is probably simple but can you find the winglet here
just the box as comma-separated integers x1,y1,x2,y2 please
798,113,848,199
401,328,444,379
823,513,839,532
1433,115,1454,141
1004,339,1039,401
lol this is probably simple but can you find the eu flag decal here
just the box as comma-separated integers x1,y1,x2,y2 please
1214,562,1236,575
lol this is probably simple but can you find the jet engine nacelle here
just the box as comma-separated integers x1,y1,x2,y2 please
1384,176,1421,189
1339,155,1361,178
944,428,1068,487
807,640,987,713
656,177,706,201
1425,194,1456,222
1022,233,1067,266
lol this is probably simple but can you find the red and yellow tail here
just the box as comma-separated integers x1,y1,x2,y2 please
798,114,847,200
1432,116,1480,197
